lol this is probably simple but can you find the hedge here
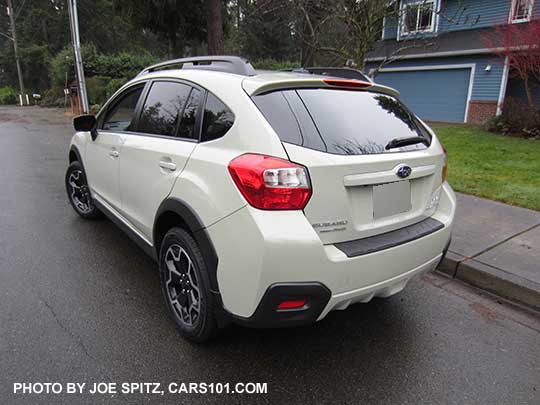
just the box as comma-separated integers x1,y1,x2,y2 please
0,86,17,105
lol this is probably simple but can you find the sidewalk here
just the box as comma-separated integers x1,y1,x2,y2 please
438,192,540,312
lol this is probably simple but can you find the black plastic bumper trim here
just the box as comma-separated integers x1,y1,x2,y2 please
231,283,331,328
335,217,445,258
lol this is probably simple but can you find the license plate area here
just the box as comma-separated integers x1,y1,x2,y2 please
372,180,411,219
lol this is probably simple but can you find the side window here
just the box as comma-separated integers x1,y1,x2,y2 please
102,86,144,131
201,94,235,142
177,88,201,140
251,90,325,150
251,90,303,145
137,81,192,137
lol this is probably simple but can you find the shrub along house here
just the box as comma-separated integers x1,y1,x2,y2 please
364,0,540,124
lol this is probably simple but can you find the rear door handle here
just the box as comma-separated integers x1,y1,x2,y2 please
109,150,119,158
159,161,177,171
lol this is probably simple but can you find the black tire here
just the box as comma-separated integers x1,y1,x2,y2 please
65,161,103,219
159,227,218,343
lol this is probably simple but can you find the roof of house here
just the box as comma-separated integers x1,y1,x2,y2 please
365,27,501,62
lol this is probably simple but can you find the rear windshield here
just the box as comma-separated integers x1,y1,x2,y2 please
252,89,431,155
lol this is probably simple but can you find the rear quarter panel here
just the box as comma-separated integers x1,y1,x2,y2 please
170,73,290,229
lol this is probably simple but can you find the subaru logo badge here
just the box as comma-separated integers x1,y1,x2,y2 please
396,165,412,179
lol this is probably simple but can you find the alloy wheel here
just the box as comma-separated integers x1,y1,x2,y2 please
68,170,92,214
164,244,201,326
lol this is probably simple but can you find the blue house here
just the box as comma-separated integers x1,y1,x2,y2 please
364,0,540,123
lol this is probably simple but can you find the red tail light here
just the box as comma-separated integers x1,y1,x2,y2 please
442,145,448,183
323,79,372,89
228,154,312,210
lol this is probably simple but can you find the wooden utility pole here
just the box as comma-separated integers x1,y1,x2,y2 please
67,0,89,113
6,0,25,103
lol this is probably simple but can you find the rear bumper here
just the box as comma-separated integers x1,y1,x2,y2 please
208,183,456,323
318,254,440,320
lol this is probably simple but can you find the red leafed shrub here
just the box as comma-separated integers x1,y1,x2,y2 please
486,97,540,138
482,18,540,109
483,20,540,138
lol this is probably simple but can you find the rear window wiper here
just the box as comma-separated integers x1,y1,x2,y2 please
385,136,429,150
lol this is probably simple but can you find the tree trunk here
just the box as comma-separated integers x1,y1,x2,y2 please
300,17,315,66
301,46,315,67
168,36,174,59
236,0,241,28
42,19,49,46
299,0,323,67
523,76,534,109
111,0,117,52
168,31,181,58
207,0,224,55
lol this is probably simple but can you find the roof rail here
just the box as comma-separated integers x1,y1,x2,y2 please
138,55,257,77
281,67,372,82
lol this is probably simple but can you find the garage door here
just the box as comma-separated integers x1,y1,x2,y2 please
375,68,471,122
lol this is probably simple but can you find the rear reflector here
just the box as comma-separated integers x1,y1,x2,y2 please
277,300,308,310
323,79,372,89
228,154,311,210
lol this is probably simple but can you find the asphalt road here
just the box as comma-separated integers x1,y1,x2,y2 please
1,106,539,404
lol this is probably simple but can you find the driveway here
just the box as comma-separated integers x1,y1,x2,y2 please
1,106,539,403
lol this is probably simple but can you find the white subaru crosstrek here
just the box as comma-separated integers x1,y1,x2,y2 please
66,56,455,342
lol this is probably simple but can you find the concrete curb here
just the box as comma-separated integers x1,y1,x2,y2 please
437,254,540,313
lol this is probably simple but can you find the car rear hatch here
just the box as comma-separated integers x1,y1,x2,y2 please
247,77,446,245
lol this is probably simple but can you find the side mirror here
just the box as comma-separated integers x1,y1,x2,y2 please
73,114,98,140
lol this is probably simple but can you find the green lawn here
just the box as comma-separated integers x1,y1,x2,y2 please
433,125,540,211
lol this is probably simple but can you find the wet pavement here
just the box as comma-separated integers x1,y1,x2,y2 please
1,106,539,404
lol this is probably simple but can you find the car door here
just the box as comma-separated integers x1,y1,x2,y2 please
86,84,145,211
118,80,203,239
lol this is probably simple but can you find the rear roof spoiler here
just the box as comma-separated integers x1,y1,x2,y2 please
281,67,372,82
243,76,400,99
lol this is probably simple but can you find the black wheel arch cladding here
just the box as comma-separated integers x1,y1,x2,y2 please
154,198,219,294
69,146,83,166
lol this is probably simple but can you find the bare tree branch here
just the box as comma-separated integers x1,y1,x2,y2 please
0,31,14,41
370,41,435,78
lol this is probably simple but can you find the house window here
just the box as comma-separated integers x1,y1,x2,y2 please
511,0,534,22
401,1,435,35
